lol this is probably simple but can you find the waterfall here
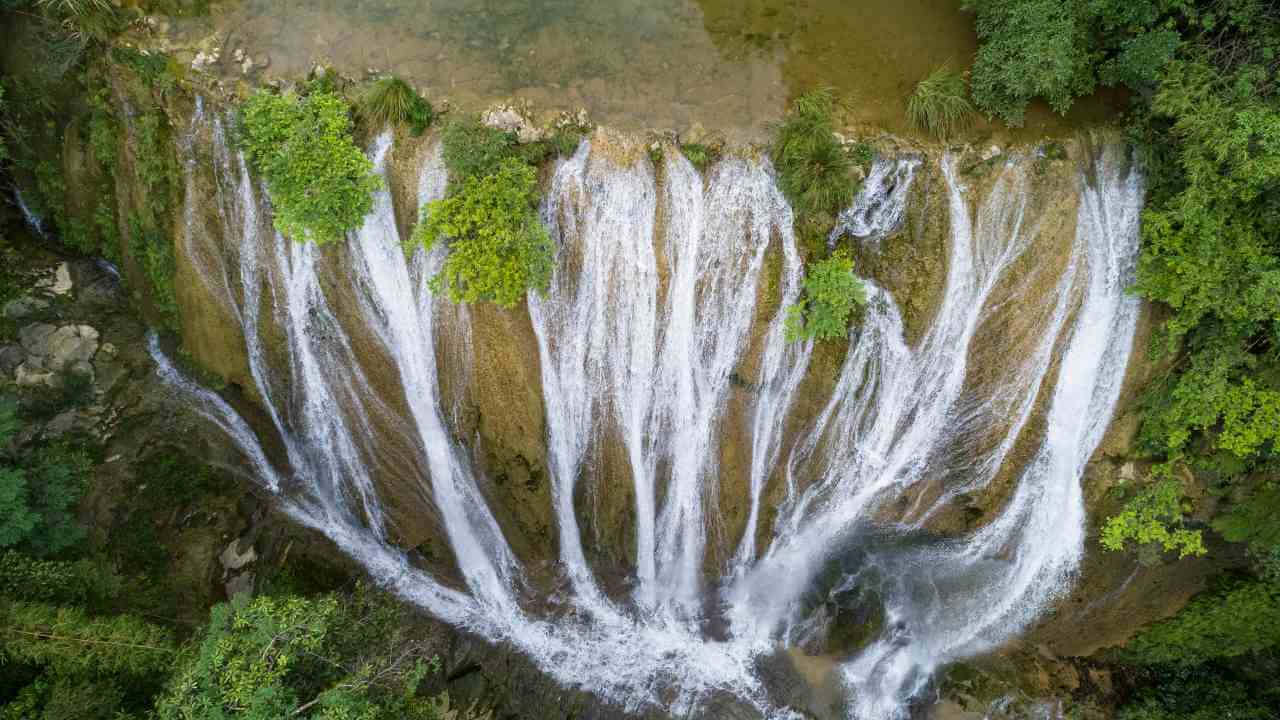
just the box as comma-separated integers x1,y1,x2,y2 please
829,156,921,247
155,117,1144,720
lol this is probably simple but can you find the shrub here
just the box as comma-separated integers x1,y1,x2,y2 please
772,89,855,232
906,65,976,138
129,213,178,329
784,252,866,343
155,590,454,720
680,143,718,172
238,89,380,244
408,157,553,308
359,76,432,135
1101,475,1206,561
440,116,518,183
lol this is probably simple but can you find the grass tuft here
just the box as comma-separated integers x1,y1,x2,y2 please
359,77,432,135
772,88,855,224
906,65,977,139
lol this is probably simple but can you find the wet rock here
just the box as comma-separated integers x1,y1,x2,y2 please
48,264,72,295
45,325,100,372
1119,461,1136,483
19,323,58,356
225,571,254,598
0,344,24,376
220,537,258,572
15,360,54,387
482,106,544,143
94,358,128,397
4,296,49,320
45,409,81,438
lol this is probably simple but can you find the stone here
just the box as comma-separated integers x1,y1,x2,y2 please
0,344,24,376
15,361,54,387
45,325,99,372
4,296,49,320
254,53,270,69
219,537,258,572
225,571,254,598
982,145,1002,161
45,263,72,295
19,323,58,356
1119,461,1136,483
241,58,254,74
45,409,80,437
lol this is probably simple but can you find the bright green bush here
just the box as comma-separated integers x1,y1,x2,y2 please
441,116,519,183
784,252,866,343
359,76,432,135
906,64,976,138
408,157,553,308
1101,476,1206,560
772,89,855,228
155,590,452,720
680,143,718,172
238,89,380,244
129,213,178,329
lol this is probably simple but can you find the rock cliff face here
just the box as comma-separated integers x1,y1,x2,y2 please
36,68,1232,719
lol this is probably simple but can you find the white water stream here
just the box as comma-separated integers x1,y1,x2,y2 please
155,119,1143,719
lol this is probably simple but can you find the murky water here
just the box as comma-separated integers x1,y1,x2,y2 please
169,0,1118,137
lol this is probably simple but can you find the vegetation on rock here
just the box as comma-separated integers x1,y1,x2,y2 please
408,157,553,308
360,76,432,135
771,88,855,247
784,252,866,343
238,87,380,244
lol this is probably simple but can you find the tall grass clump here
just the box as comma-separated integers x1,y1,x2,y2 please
359,77,432,135
772,89,854,222
906,65,977,139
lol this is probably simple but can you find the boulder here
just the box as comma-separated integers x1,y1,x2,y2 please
45,325,100,372
0,344,26,376
4,296,49,320
19,323,58,356
15,361,54,387
219,537,258,572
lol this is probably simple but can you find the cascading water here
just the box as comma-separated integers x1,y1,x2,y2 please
155,112,1144,720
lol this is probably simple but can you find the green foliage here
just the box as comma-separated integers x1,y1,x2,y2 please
110,47,177,93
134,112,175,209
1117,661,1275,720
906,64,976,138
963,0,1097,125
440,117,518,183
0,600,175,676
0,400,92,559
238,89,380,244
771,89,855,228
129,213,178,329
1213,483,1280,558
679,143,718,172
1101,476,1207,560
1121,580,1280,666
156,590,451,720
409,158,553,308
0,551,123,605
784,252,867,343
37,0,123,42
359,77,432,135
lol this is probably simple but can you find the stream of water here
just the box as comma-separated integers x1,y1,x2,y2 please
154,114,1143,718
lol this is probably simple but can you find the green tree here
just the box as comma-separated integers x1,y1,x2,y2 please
785,252,867,343
156,590,454,720
408,157,554,309
238,88,381,244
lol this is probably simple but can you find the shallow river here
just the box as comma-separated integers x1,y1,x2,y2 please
171,0,1118,137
